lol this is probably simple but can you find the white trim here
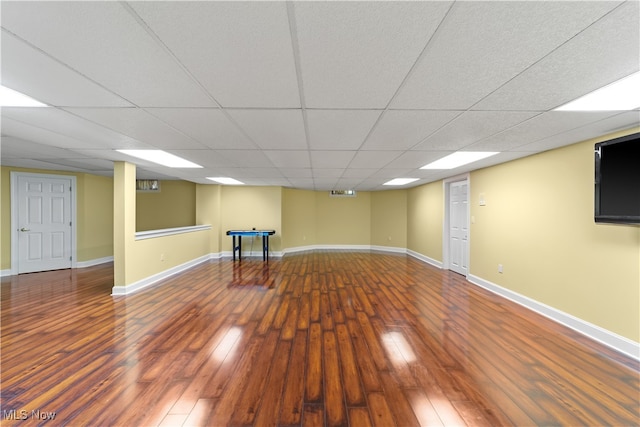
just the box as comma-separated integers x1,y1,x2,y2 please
10,172,77,275
111,254,212,296
468,274,640,361
407,249,444,269
221,251,284,258
135,224,211,240
370,245,406,254
1,269,13,277
76,256,114,268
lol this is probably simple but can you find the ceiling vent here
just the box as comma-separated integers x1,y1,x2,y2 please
329,190,356,197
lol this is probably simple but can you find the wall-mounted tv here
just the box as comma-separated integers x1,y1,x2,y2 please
594,132,640,224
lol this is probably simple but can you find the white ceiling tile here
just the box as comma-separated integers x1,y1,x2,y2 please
226,110,307,150
349,151,403,169
385,151,451,170
307,110,381,150
277,168,313,178
294,1,452,108
474,1,640,111
312,178,341,190
214,150,275,168
264,151,311,168
465,111,622,152
392,1,622,109
0,136,80,159
335,179,363,189
0,158,88,172
370,168,414,179
164,150,231,169
313,169,345,179
63,108,206,149
309,151,356,169
414,111,538,151
2,107,142,149
1,32,132,108
285,178,316,190
1,1,215,107
515,111,640,153
363,110,462,151
129,2,299,108
1,116,125,150
145,108,256,149
340,168,378,179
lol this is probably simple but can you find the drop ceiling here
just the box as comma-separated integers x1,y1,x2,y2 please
1,1,639,190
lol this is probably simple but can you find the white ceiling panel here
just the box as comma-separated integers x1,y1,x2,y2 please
307,110,381,150
363,110,462,151
348,151,403,169
2,107,142,149
1,116,123,150
164,150,232,169
310,151,356,169
214,150,275,169
129,1,299,108
392,1,622,110
277,168,313,179
0,136,81,159
1,32,132,108
294,1,453,108
145,108,256,150
414,111,539,151
264,151,311,169
63,108,206,150
1,1,215,107
465,111,622,152
226,110,307,150
385,151,451,170
1,1,637,189
516,111,640,153
474,1,640,111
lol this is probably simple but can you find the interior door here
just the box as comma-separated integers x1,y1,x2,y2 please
17,175,72,273
449,180,468,276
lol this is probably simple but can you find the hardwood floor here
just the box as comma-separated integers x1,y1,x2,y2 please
1,251,638,426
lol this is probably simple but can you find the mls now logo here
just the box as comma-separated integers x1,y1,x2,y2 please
3,409,57,421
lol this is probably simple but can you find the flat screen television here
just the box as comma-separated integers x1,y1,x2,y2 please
594,132,640,224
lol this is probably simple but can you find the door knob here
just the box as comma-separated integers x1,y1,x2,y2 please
20,228,30,232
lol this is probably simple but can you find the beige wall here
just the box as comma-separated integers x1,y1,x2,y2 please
315,191,371,245
196,183,222,254
282,188,317,248
0,166,114,270
136,180,196,231
371,190,407,248
469,130,639,341
220,186,283,252
407,181,444,261
77,173,113,261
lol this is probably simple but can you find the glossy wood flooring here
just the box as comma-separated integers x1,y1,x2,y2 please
1,251,638,426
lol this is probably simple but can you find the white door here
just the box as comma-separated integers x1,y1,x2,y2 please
449,180,468,276
16,175,72,273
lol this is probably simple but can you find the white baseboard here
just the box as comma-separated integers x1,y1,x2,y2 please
111,254,211,296
221,251,283,259
371,245,406,254
76,256,114,268
468,274,640,362
0,269,13,277
407,249,444,269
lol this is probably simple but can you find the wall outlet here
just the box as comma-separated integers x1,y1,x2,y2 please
498,264,503,273
160,253,165,261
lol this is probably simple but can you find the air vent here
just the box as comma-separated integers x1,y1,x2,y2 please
136,179,160,192
329,190,356,197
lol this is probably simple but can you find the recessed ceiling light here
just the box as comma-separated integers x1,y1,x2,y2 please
207,177,245,185
554,71,640,111
116,150,202,168
421,152,499,170
0,85,47,107
383,178,419,186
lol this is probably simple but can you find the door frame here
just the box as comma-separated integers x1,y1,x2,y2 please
442,173,470,276
10,171,77,275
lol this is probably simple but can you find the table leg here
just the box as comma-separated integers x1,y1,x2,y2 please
232,236,236,261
